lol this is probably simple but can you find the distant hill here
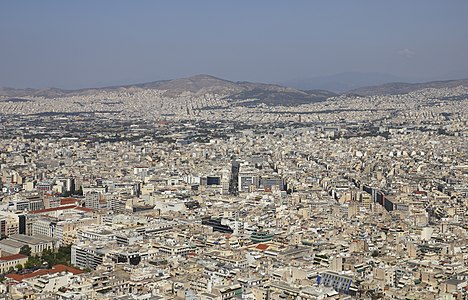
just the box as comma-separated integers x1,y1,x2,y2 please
0,87,71,98
2,75,468,106
128,74,337,105
347,78,468,96
0,74,337,107
283,72,406,93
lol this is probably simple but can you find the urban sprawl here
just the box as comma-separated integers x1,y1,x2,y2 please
0,84,467,300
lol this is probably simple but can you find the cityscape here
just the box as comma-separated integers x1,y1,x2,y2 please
0,73,466,299
1,1,467,300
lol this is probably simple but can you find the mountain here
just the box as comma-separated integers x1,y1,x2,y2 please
2,75,468,107
0,87,71,98
347,78,468,96
0,75,337,107
129,74,337,105
283,72,407,93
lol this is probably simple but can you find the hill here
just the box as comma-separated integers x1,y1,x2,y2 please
347,78,468,96
2,75,468,106
0,75,337,107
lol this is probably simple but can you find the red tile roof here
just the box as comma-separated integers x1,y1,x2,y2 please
30,205,76,214
0,254,28,261
60,198,78,205
74,207,93,212
52,264,83,275
255,244,270,251
6,264,84,282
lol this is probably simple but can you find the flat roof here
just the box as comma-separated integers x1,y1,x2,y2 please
9,234,56,245
0,239,24,248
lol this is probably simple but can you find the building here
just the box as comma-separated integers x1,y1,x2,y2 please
36,181,54,192
6,264,83,284
85,191,101,210
317,271,355,295
71,243,107,270
0,254,28,273
0,212,19,238
0,234,57,256
8,195,44,212
31,217,55,237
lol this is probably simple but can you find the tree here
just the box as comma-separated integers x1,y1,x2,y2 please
41,248,54,268
371,250,379,257
40,245,72,268
61,190,73,197
15,264,23,271
24,255,42,269
19,245,31,257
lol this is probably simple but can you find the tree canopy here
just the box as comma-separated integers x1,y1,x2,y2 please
19,245,31,256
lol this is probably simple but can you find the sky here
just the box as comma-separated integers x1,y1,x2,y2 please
1,0,468,89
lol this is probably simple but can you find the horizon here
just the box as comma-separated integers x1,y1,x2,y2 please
1,1,468,90
2,73,468,94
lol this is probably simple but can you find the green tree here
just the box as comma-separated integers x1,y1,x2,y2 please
24,255,42,269
41,248,54,268
55,245,72,265
19,245,31,256
15,264,23,271
40,245,72,267
61,190,73,197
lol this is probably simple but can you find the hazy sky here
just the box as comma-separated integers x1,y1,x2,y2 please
1,0,468,89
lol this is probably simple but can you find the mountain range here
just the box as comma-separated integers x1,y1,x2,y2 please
1,74,468,106
346,78,468,96
282,72,407,92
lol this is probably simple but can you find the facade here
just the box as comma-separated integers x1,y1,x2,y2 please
317,271,354,295
71,243,106,270
0,213,19,238
6,234,57,255
85,191,101,210
31,217,55,237
0,254,28,273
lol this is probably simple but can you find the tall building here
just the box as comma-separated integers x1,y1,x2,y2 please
360,192,372,210
85,191,101,210
0,213,19,238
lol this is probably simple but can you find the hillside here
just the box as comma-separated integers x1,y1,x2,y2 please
0,75,337,107
347,78,468,96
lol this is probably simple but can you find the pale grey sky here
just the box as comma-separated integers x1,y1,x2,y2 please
1,0,468,89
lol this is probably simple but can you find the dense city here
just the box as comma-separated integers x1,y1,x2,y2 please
0,81,467,300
